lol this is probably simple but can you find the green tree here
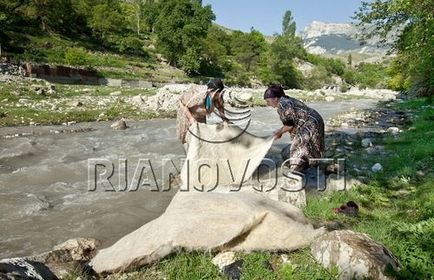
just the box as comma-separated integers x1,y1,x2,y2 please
89,0,125,39
355,0,434,97
347,53,352,66
153,0,214,73
260,10,304,88
230,29,267,72
282,10,296,37
141,0,158,33
201,25,231,75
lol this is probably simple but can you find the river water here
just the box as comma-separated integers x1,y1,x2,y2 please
0,100,376,258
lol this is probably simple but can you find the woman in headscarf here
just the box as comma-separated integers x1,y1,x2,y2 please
176,78,227,150
264,85,325,172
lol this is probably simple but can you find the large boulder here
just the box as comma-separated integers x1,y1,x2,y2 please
311,230,400,280
90,191,325,274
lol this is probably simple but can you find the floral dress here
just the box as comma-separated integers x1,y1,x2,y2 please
277,96,325,172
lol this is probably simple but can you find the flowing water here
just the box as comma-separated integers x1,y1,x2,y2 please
0,100,376,258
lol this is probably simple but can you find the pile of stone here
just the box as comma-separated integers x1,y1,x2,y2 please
0,62,26,76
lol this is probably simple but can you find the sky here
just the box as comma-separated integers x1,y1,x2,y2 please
202,0,365,35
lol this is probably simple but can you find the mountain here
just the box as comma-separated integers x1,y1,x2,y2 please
300,21,389,60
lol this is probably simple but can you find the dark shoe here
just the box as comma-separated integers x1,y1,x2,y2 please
332,201,359,216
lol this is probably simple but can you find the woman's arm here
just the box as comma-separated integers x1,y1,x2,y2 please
179,100,196,123
273,125,294,139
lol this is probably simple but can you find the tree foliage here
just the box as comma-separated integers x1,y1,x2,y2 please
355,0,434,97
153,0,214,73
259,10,304,88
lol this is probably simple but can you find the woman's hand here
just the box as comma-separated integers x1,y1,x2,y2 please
274,126,294,139
273,128,283,139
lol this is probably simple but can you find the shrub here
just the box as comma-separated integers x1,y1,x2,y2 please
64,47,89,66
303,65,332,90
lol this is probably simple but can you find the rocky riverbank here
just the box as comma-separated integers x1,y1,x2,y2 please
0,74,399,126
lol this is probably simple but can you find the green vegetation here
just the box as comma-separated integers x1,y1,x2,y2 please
0,0,397,90
2,0,430,93
356,0,434,98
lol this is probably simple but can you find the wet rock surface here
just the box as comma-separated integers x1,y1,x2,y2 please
0,258,58,280
0,238,100,279
311,230,400,280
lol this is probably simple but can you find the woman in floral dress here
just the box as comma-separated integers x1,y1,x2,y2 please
264,85,325,172
176,78,226,150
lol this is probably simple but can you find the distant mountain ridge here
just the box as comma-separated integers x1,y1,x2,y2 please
300,21,388,57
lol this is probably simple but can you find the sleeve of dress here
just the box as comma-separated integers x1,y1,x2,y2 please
278,105,295,126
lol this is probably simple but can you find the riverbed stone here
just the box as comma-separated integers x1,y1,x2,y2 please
361,138,372,147
66,100,82,107
311,230,400,280
111,119,127,130
212,252,236,271
25,238,100,278
387,127,400,135
110,91,122,96
371,163,383,173
0,258,58,280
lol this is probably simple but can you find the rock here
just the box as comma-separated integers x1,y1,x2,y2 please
47,88,57,96
387,127,400,135
140,90,179,111
325,96,335,102
66,101,82,107
131,95,144,105
361,138,372,148
366,146,384,155
111,119,127,130
25,238,100,278
280,254,290,264
416,170,425,178
50,238,100,262
110,91,122,96
311,230,400,280
212,252,236,271
254,176,307,208
371,163,383,173
222,260,243,280
90,191,323,274
326,174,362,191
0,258,58,280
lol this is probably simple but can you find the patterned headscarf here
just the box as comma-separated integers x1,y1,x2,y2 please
264,84,286,99
206,78,224,92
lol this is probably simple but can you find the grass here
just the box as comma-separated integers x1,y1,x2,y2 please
303,98,434,279
6,32,191,83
